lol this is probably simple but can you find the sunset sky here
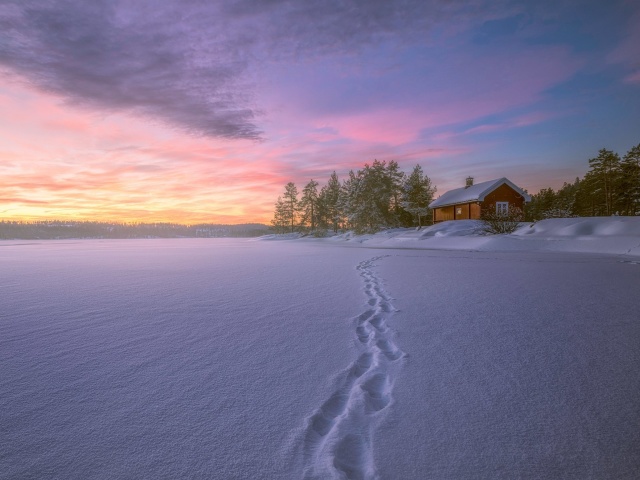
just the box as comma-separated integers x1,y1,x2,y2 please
1,0,639,224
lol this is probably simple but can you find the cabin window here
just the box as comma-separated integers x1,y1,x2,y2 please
496,202,509,214
456,207,462,215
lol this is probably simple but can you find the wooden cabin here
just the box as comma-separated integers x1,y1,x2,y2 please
429,177,530,223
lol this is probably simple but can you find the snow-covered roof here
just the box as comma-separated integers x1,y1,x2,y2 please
429,177,531,208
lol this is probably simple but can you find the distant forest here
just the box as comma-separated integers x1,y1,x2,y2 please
272,160,436,234
527,144,640,220
0,221,270,240
272,143,640,234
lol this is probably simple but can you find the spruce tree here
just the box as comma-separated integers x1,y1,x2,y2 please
554,179,580,216
320,171,341,233
587,148,621,215
400,165,436,227
282,182,299,232
385,160,406,226
299,179,320,231
619,144,640,215
339,170,358,231
353,161,389,233
271,197,288,233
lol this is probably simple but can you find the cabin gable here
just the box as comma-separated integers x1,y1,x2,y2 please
481,183,526,213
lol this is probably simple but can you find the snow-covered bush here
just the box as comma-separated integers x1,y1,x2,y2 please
542,208,577,219
481,206,524,234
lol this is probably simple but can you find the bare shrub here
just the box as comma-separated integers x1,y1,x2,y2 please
481,206,524,234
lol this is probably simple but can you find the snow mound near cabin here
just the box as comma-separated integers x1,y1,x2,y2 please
512,216,640,237
260,217,640,256
414,219,486,237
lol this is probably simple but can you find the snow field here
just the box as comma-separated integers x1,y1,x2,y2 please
2,235,639,479
0,240,370,479
374,250,640,479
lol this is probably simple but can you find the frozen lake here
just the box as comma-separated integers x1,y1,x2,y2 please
1,239,639,479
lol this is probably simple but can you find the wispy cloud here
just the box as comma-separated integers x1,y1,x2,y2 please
0,0,508,140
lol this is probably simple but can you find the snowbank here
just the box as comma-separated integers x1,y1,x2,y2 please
513,216,640,237
258,232,305,240
262,217,640,257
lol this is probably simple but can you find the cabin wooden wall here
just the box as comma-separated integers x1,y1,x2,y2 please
481,184,526,212
434,205,455,222
434,202,481,222
470,203,481,219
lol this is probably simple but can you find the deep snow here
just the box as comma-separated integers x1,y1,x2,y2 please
318,217,640,257
1,223,639,479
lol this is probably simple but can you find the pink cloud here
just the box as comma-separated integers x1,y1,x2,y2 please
0,37,594,225
623,70,640,85
320,109,430,145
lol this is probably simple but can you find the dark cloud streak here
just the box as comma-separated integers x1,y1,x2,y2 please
0,0,501,140
0,0,260,139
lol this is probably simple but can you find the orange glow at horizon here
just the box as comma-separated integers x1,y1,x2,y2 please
0,81,289,224
0,79,470,225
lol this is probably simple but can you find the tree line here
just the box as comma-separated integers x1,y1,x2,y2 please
526,144,640,220
273,143,640,235
0,221,270,239
272,160,436,234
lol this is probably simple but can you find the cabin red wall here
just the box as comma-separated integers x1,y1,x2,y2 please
433,202,481,222
481,184,526,213
434,205,455,222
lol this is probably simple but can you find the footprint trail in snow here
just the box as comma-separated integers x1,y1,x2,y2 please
301,255,405,479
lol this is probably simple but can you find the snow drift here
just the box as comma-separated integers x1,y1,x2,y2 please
304,217,640,257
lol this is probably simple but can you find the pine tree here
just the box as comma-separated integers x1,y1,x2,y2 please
352,161,389,233
574,171,600,216
320,171,341,233
400,164,436,227
299,179,320,231
619,144,640,215
587,148,621,215
527,187,556,220
271,197,288,233
385,160,406,226
282,182,299,232
554,179,580,216
339,170,359,231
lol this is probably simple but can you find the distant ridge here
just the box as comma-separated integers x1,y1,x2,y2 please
0,221,271,240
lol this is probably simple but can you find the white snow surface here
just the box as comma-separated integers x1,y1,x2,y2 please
1,222,639,479
322,217,640,257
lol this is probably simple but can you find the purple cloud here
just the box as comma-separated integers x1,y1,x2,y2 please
0,0,510,140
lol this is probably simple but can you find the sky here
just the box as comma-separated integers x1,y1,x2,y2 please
0,0,639,224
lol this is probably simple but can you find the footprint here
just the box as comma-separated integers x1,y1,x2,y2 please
369,315,386,332
356,325,371,343
309,412,334,436
376,339,403,361
357,309,375,324
349,352,373,378
379,301,392,312
333,434,370,480
373,286,386,298
320,392,349,418
361,373,391,412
